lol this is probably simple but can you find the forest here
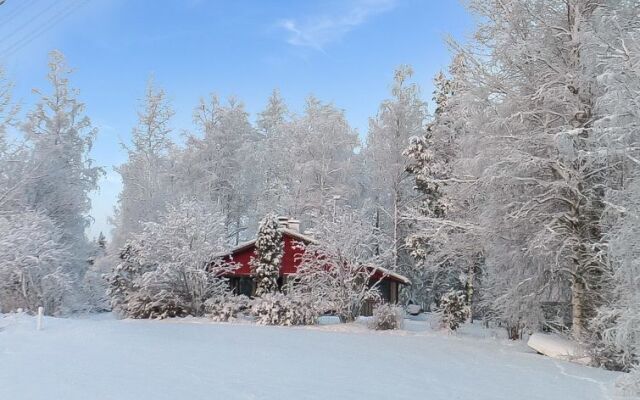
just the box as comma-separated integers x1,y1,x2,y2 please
0,0,638,393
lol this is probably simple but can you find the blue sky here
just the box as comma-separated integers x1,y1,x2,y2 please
0,0,474,240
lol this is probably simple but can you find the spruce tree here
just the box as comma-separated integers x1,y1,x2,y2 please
251,214,284,297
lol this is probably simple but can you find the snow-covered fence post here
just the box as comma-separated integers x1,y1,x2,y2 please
36,307,44,331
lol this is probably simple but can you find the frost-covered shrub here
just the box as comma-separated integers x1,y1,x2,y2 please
587,308,634,371
292,221,384,323
125,289,190,319
287,295,320,326
616,367,640,397
205,295,250,322
0,212,73,315
250,293,318,326
105,200,233,319
438,290,469,331
369,303,404,330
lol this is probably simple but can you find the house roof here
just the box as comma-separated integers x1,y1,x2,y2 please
214,228,318,259
214,228,411,285
368,265,412,285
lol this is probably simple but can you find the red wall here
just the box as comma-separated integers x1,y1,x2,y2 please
225,234,306,276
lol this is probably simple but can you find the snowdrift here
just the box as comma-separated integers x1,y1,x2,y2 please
527,332,592,365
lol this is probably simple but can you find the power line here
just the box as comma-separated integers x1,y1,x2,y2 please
0,0,38,27
0,0,88,60
2,1,62,43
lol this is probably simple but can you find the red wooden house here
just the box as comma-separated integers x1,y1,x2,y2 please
215,218,410,311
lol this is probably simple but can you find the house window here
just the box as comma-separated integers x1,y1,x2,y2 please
229,277,254,297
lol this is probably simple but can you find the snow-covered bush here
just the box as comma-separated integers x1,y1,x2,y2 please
105,200,233,319
287,294,320,326
369,303,404,330
250,214,283,297
125,289,189,319
438,290,469,331
0,212,73,315
250,293,318,326
616,367,640,397
588,307,633,371
290,213,385,323
205,295,250,322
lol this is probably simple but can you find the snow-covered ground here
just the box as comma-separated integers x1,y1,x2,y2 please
0,313,628,400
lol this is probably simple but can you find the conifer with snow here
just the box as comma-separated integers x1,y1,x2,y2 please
251,214,284,297
369,303,404,330
438,290,469,332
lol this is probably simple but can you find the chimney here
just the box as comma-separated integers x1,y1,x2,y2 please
276,216,301,233
277,216,290,229
288,219,300,232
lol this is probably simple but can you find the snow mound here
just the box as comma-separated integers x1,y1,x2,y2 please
527,332,592,365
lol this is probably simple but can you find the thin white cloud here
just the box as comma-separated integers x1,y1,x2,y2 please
278,0,398,50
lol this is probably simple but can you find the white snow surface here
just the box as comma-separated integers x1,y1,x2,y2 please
0,312,628,400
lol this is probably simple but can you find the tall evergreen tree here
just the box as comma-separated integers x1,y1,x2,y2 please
251,214,284,297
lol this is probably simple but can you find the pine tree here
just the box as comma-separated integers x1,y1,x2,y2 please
403,60,472,310
438,290,469,331
251,214,283,297
96,232,107,250
257,89,287,136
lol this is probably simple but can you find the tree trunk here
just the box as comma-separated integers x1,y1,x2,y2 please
571,277,587,340
466,262,474,323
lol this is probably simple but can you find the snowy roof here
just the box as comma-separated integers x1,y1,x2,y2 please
213,228,411,285
368,265,412,285
214,228,318,258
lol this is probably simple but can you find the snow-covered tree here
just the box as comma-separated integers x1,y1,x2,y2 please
438,290,469,331
364,65,427,274
111,78,175,249
251,213,283,297
106,199,231,318
254,89,293,220
0,67,18,140
588,1,640,383
287,96,361,224
0,69,29,215
257,89,288,136
290,211,386,322
21,51,103,263
403,57,478,311
0,211,72,315
180,95,258,244
443,0,619,340
80,233,111,312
